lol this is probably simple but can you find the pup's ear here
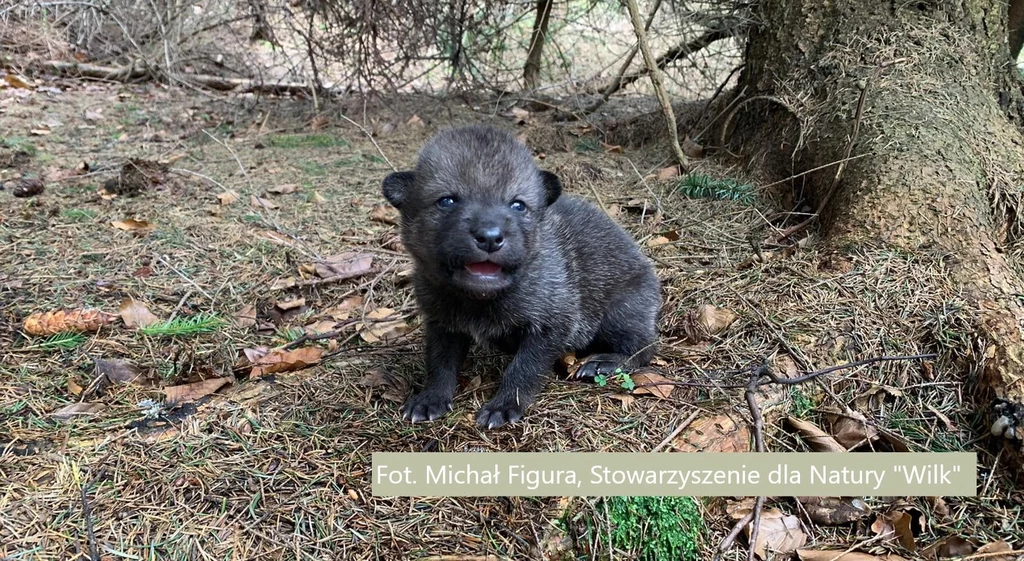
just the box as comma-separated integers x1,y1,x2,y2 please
382,171,415,209
539,171,562,207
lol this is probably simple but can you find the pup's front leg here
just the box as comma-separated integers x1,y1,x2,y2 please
402,324,472,423
475,330,565,429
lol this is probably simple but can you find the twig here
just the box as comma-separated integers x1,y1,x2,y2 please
336,114,397,172
713,510,754,561
746,496,765,561
157,255,213,300
652,409,700,452
270,268,381,291
623,0,689,171
581,0,663,115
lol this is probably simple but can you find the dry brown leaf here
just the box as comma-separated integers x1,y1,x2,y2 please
118,297,161,328
315,252,375,279
797,496,870,525
607,393,635,410
871,511,916,552
507,107,533,125
366,307,398,320
657,166,680,180
407,114,425,128
311,191,326,204
370,204,399,225
974,541,1013,560
94,358,147,385
797,551,908,561
328,296,364,321
785,416,847,452
217,190,240,205
360,320,412,344
832,410,880,449
164,377,231,404
921,536,976,559
926,496,950,519
462,375,482,393
682,135,705,159
647,235,672,247
268,184,298,195
726,497,757,520
359,367,410,403
630,369,674,399
600,141,623,153
51,402,106,420
23,308,119,336
275,297,306,311
251,195,279,209
4,74,32,88
242,347,270,364
746,508,807,559
68,378,84,397
304,320,338,336
235,305,257,328
674,414,751,452
111,219,154,233
249,347,323,377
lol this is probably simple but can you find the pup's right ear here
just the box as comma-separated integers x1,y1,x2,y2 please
382,171,415,209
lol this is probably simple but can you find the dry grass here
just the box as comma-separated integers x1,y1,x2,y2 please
1,80,1021,560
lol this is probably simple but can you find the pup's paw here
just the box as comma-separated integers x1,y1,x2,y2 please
572,353,628,380
475,399,526,430
401,391,454,423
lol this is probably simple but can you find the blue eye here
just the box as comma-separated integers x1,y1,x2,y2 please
437,196,456,209
510,200,527,212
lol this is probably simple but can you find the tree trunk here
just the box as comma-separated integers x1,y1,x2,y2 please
523,0,554,91
737,0,1024,477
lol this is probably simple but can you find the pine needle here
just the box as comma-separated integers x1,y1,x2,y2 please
677,174,756,204
23,332,85,351
140,313,226,337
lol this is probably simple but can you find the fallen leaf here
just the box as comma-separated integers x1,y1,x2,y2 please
4,74,32,88
314,252,375,279
746,508,807,558
682,135,704,159
506,107,533,125
407,114,425,128
797,551,908,561
785,417,847,452
974,541,1013,560
275,297,306,311
235,305,257,328
304,320,338,336
249,347,323,377
797,496,870,526
831,410,880,449
94,358,147,385
84,110,103,122
360,319,412,344
607,393,635,410
68,378,84,396
871,510,916,552
251,195,279,209
111,219,154,233
674,414,751,452
921,535,976,559
359,367,409,403
681,304,738,343
657,166,681,180
268,184,297,195
164,377,231,404
647,235,672,247
328,296,364,320
726,497,757,520
118,297,161,328
370,204,399,225
600,141,623,153
217,190,240,205
311,191,327,204
51,402,106,420
629,369,674,399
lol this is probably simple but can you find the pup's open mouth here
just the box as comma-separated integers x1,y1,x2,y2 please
465,261,503,276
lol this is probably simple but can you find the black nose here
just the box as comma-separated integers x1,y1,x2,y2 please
473,226,505,253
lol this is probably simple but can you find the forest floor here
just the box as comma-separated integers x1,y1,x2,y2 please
1,76,1022,560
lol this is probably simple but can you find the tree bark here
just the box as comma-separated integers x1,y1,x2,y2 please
523,0,554,91
737,0,1024,477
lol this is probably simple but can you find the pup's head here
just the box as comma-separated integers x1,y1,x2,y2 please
381,125,562,299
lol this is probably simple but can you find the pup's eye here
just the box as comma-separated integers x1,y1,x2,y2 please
510,200,527,212
437,196,457,209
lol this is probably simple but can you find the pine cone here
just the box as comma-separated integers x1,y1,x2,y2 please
23,309,119,336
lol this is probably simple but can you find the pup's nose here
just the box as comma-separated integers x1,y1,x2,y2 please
473,226,505,253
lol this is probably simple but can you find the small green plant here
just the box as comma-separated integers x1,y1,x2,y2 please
789,387,814,417
62,209,97,222
141,313,226,337
677,174,756,204
266,134,350,149
604,496,702,561
593,368,635,391
23,332,85,351
1,136,38,156
276,327,305,342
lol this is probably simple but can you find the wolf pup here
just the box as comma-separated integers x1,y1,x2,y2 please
381,125,661,429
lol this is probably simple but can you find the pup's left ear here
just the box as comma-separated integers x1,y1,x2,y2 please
539,171,562,207
382,171,416,209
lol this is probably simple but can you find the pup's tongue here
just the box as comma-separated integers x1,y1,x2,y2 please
466,261,502,276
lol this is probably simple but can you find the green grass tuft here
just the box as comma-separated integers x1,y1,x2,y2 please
23,332,86,351
267,134,350,149
604,496,702,561
140,313,226,337
677,174,756,204
62,209,97,222
1,136,38,156
789,387,814,417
